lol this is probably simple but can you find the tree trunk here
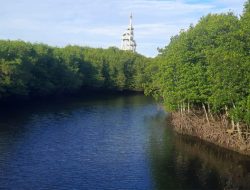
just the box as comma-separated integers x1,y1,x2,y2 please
180,103,183,118
236,122,243,141
208,103,214,121
225,106,229,117
182,102,185,112
202,103,210,127
231,119,235,131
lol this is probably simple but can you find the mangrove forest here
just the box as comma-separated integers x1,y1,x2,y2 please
0,1,250,155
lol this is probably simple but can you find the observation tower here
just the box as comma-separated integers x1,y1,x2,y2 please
121,13,136,52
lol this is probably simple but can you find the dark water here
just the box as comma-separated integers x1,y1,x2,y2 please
0,94,249,190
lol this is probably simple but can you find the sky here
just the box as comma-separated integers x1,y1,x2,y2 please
0,0,246,57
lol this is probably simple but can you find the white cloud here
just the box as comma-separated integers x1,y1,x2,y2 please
0,0,246,57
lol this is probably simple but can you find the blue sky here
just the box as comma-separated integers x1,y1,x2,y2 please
0,0,246,57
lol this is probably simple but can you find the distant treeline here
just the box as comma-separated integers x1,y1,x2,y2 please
144,0,250,126
0,41,149,100
1,1,249,128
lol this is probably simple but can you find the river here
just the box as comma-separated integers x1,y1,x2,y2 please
0,94,249,190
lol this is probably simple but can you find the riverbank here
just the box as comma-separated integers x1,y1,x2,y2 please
170,111,250,156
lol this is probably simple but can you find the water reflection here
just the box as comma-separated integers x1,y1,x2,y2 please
0,94,249,190
0,94,155,190
149,115,250,190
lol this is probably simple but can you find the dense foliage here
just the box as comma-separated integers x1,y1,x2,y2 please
0,41,149,100
144,1,250,126
0,1,249,129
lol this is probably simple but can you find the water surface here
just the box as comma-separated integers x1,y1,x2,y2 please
0,94,249,190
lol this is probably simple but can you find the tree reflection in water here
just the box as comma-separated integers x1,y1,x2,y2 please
148,114,250,190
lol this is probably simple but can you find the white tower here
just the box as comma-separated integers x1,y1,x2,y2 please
121,13,136,52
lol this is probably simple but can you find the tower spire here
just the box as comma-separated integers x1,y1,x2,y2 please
129,13,132,28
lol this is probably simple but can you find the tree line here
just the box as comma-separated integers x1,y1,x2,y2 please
0,41,149,100
0,1,249,130
144,0,250,128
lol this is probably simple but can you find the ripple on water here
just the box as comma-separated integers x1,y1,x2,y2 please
0,94,249,190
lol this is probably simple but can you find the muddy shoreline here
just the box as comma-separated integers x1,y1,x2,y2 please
170,112,250,156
